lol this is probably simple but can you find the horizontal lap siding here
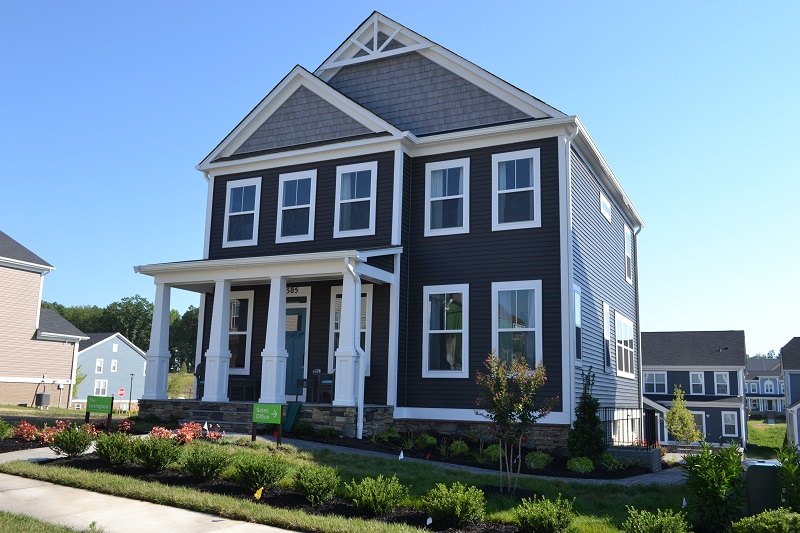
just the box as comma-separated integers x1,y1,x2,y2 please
399,138,562,410
208,151,395,260
570,149,639,408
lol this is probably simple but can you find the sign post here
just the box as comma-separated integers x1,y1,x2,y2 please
85,395,114,433
252,403,283,444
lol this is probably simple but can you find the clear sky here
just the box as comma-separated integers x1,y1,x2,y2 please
1,1,797,356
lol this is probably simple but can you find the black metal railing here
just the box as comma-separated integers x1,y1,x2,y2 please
599,407,656,449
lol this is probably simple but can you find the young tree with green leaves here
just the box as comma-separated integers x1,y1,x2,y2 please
666,385,700,444
72,365,86,398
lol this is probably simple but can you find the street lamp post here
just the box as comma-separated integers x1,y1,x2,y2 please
129,374,134,413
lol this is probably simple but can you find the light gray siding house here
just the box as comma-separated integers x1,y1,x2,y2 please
72,333,146,411
744,357,784,417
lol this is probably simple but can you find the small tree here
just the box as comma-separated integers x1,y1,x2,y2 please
666,385,700,444
476,352,557,493
73,365,86,398
567,367,607,460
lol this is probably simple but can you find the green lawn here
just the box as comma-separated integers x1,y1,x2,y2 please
167,372,195,399
746,420,786,459
0,510,101,532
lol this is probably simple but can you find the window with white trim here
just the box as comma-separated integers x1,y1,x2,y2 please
722,411,738,437
492,280,542,367
603,302,612,370
334,161,377,237
329,285,373,375
765,381,774,394
228,290,254,376
110,360,118,373
624,225,633,284
690,372,705,395
423,284,468,378
112,343,119,352
223,177,260,247
749,382,757,393
276,170,316,243
714,372,730,395
750,399,759,409
492,149,541,231
643,372,667,394
425,158,469,236
95,359,103,374
574,286,582,360
93,379,108,396
615,313,635,378
781,382,785,394
600,192,612,222
692,411,706,439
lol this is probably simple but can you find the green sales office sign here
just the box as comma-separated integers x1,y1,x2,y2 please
252,403,281,424
86,396,113,414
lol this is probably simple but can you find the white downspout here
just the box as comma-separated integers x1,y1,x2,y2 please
564,123,579,425
344,257,366,439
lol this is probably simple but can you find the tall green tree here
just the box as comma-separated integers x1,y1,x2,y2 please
666,385,700,444
42,302,105,333
103,295,153,351
170,306,198,372
567,367,607,460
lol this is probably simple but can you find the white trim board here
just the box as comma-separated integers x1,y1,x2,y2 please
393,407,570,425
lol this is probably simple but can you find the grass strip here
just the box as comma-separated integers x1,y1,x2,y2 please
0,510,97,533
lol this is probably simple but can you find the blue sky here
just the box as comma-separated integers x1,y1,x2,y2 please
1,1,797,356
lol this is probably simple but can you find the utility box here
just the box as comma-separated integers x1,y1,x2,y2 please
742,459,781,516
34,393,50,408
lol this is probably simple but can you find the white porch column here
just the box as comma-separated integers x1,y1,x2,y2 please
203,280,231,402
333,264,360,407
143,283,171,400
260,276,288,404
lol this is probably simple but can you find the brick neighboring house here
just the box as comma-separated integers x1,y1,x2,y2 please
641,331,747,445
0,230,86,408
780,338,800,443
744,357,784,418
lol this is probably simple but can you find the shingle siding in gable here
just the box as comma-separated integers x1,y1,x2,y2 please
327,52,531,135
233,86,372,155
570,148,639,409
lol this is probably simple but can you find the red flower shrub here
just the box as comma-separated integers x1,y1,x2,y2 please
12,419,39,441
176,422,203,444
81,423,99,437
149,426,173,439
116,418,134,433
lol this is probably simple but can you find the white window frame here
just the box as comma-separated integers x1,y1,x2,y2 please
781,382,785,394
714,372,730,395
765,381,774,394
110,360,118,373
328,285,373,376
95,359,103,374
422,284,469,378
603,302,612,370
600,192,612,222
424,158,470,237
615,313,635,379
93,379,108,396
722,411,738,437
334,161,378,238
643,371,667,394
491,280,543,366
690,372,705,395
222,177,261,248
276,170,316,243
624,225,633,284
491,148,541,231
112,343,119,353
574,285,582,362
749,382,757,393
750,399,759,410
228,290,254,376
691,411,706,439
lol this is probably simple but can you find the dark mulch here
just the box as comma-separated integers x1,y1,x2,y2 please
0,438,49,454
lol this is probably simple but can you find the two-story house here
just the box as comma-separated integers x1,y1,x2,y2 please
744,357,784,418
780,338,800,443
0,230,86,408
641,331,747,445
72,332,147,411
134,12,645,447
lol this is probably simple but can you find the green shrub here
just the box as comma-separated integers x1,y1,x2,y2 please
448,439,469,457
232,453,289,493
0,420,12,440
599,451,623,471
525,451,553,470
344,474,408,516
484,443,503,462
49,425,94,458
293,465,340,505
732,508,800,532
291,420,314,436
622,506,691,533
514,494,575,533
566,456,594,474
422,482,485,528
181,442,232,481
777,442,800,512
681,440,744,532
415,433,437,449
567,368,607,460
317,427,340,442
94,432,134,466
133,435,183,471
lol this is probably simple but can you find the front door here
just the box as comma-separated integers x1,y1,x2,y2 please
285,308,306,396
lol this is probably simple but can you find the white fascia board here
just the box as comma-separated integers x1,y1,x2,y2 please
0,376,73,384
36,331,88,342
0,257,54,274
643,396,668,413
199,66,402,169
393,407,570,425
643,365,744,371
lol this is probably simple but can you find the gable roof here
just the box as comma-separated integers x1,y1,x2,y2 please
37,308,86,341
0,230,53,273
641,331,747,367
77,332,146,357
781,338,800,371
745,357,781,379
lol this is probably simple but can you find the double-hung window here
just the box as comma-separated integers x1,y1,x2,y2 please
95,359,103,374
492,280,542,367
615,313,635,378
228,290,254,375
93,379,108,396
643,372,667,394
334,162,377,237
492,149,541,231
690,372,705,394
329,285,373,375
624,225,633,284
692,412,706,439
749,382,757,393
425,158,469,236
223,177,261,247
110,360,118,373
276,170,316,243
714,372,730,395
722,411,738,437
423,284,468,378
603,302,612,369
765,381,774,394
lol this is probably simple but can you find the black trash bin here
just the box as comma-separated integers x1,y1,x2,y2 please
742,459,781,516
34,393,50,408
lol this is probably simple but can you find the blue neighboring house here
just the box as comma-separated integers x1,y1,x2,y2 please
781,338,800,443
744,356,784,418
641,331,747,445
72,333,146,411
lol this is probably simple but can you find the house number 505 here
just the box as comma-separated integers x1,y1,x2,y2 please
285,287,299,294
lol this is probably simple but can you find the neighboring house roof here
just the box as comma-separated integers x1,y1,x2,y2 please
781,338,800,370
37,308,86,341
641,331,746,367
0,230,53,273
77,332,146,357
745,357,781,380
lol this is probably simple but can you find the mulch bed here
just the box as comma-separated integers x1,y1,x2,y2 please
0,438,48,454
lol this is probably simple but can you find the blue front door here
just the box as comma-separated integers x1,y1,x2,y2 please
285,308,306,396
